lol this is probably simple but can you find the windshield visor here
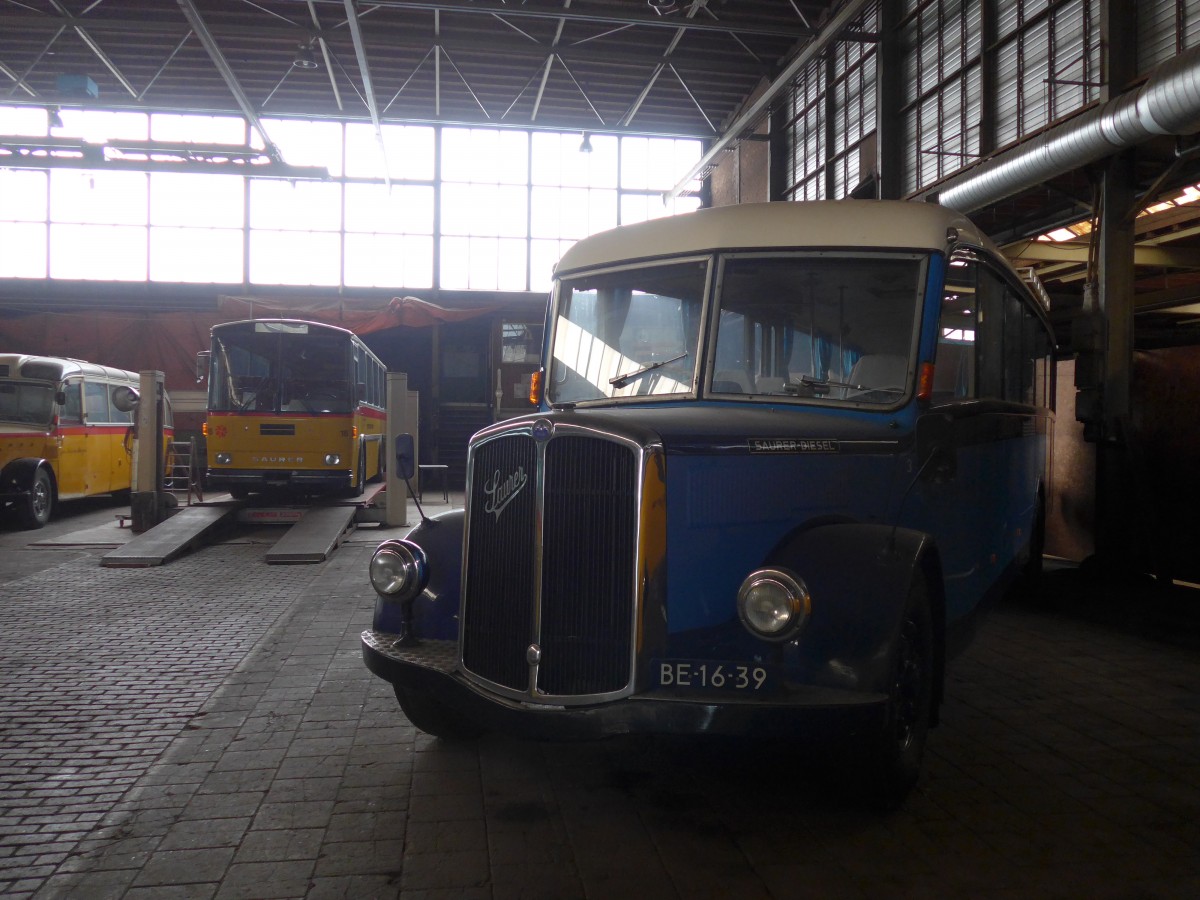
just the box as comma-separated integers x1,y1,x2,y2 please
711,252,927,405
548,259,708,404
0,381,55,427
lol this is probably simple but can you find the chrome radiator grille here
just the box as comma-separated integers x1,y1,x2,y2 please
461,429,638,699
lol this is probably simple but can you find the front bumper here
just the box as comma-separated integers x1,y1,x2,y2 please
208,469,352,491
362,629,888,742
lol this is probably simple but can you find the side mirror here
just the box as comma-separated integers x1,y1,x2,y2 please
112,385,140,414
394,433,417,481
55,390,67,406
195,350,211,384
915,413,956,482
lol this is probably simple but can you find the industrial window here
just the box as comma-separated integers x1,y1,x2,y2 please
0,105,706,292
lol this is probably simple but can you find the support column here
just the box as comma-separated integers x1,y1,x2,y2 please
385,371,417,527
875,0,903,199
1093,151,1137,569
1089,0,1140,572
130,370,166,533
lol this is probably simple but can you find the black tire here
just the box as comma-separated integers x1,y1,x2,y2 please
1023,494,1046,586
355,446,366,496
394,686,483,740
863,575,934,810
229,485,250,500
18,468,53,530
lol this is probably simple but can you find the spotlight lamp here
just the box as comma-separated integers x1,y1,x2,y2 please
579,132,593,153
293,41,319,70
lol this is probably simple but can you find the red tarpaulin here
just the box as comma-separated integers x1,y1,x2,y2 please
0,296,495,391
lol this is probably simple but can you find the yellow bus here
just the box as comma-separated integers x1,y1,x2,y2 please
0,354,170,529
201,319,387,498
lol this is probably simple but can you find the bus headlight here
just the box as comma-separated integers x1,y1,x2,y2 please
370,540,428,602
215,452,232,464
324,453,341,466
737,568,810,641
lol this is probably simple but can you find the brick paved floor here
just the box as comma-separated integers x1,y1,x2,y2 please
2,499,1199,899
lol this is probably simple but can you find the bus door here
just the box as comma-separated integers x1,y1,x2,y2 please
54,378,88,497
106,381,135,490
81,379,123,495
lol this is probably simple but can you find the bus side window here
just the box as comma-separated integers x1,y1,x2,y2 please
938,253,1052,408
935,256,980,403
60,380,83,424
84,380,109,424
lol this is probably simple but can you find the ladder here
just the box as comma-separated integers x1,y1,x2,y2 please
165,440,203,506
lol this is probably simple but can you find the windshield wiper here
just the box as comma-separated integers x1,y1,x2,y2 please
609,352,689,389
786,374,905,397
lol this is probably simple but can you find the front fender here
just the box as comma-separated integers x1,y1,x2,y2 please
0,457,48,499
372,509,464,640
768,523,937,695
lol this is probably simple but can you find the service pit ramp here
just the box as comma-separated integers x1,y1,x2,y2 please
261,504,357,564
100,482,384,568
101,503,240,568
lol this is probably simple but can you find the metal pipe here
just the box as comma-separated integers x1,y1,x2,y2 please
937,43,1200,213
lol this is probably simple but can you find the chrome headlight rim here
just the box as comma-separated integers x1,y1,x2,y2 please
324,453,342,466
369,539,429,602
736,567,811,642
214,452,232,465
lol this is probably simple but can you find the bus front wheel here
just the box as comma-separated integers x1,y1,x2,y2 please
19,468,53,530
861,575,934,809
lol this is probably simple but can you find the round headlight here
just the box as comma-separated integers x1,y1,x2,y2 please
324,453,342,466
737,568,810,641
215,452,232,465
369,540,428,602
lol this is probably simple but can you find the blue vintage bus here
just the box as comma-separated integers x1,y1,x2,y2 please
362,200,1055,806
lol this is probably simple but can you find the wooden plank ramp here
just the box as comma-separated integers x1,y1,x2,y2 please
265,505,357,564
100,505,238,568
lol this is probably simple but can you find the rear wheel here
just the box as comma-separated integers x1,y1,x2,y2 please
863,575,934,809
18,468,53,529
394,686,483,740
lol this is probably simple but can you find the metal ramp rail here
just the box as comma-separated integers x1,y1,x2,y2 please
263,505,357,564
101,504,239,568
100,482,386,568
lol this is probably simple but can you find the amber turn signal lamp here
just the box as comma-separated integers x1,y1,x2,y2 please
529,369,543,405
917,362,935,402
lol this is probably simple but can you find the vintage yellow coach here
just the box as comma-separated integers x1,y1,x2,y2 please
0,354,170,529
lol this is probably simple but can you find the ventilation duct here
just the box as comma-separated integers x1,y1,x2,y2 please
936,44,1200,213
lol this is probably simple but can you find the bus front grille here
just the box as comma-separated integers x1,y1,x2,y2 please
461,429,638,699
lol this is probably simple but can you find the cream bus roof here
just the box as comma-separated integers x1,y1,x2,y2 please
554,200,999,276
0,353,140,384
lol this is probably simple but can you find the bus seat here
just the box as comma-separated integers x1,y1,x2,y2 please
712,370,752,393
849,354,907,391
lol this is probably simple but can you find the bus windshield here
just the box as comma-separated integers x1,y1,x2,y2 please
547,251,927,407
209,325,353,414
548,259,708,404
712,252,927,404
0,381,55,426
